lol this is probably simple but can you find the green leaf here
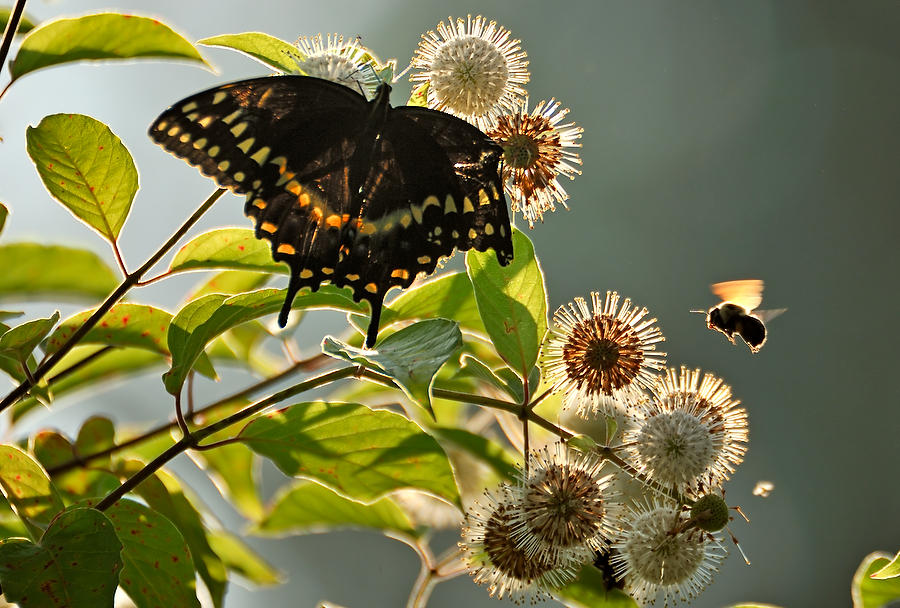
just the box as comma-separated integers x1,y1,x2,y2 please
872,551,900,580
0,507,122,608
188,269,271,300
34,431,119,501
199,32,302,74
383,271,487,334
0,243,118,301
207,530,283,586
169,228,285,274
254,480,417,538
26,114,137,242
853,551,900,608
11,13,208,80
465,228,548,377
407,81,429,107
0,202,8,233
431,427,519,481
102,499,200,608
75,416,116,466
239,401,460,507
0,444,64,539
0,311,59,361
554,563,640,607
0,8,38,34
13,347,164,423
165,287,367,394
32,431,74,471
457,354,531,403
120,463,228,608
44,303,216,380
322,318,462,416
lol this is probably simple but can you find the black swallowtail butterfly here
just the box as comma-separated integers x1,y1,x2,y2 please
150,76,513,347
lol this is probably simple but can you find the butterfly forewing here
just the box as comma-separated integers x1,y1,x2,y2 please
149,75,513,346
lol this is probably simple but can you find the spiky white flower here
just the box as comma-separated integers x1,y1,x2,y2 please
460,484,577,604
410,15,529,129
625,367,748,493
290,33,382,98
612,499,726,606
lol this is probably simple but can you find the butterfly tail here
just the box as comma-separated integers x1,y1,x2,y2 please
278,273,303,328
365,299,383,349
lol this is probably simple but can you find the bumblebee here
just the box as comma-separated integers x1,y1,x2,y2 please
696,280,784,353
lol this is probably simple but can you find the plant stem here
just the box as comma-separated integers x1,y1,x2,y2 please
47,352,330,475
0,0,26,85
95,365,357,510
358,368,574,440
0,189,225,413
46,346,116,384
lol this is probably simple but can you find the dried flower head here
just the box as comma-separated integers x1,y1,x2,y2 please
290,33,381,99
624,367,749,493
461,484,578,603
612,500,726,606
511,443,619,562
543,291,666,408
486,99,583,227
410,15,529,129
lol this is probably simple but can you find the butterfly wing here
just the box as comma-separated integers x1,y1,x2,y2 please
150,76,380,322
710,279,764,311
386,106,513,266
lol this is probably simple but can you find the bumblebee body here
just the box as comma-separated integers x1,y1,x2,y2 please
698,280,782,353
706,302,767,352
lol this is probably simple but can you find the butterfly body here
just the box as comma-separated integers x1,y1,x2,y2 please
699,280,783,353
149,76,513,346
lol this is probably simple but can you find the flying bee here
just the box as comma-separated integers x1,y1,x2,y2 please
692,280,785,353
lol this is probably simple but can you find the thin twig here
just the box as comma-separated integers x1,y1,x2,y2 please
46,352,330,475
186,372,195,417
95,366,358,511
0,189,225,413
173,392,189,438
0,0,27,86
111,241,129,277
46,346,116,384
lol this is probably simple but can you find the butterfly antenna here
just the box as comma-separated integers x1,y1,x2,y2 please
365,300,383,348
278,273,303,328
689,309,707,315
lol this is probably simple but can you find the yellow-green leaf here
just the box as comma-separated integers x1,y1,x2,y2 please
0,243,118,301
0,8,38,34
199,32,302,74
26,114,137,242
254,481,418,538
170,228,286,274
466,228,548,378
239,401,461,507
0,445,64,539
11,13,208,80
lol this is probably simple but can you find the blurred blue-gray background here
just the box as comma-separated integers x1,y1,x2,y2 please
1,1,898,607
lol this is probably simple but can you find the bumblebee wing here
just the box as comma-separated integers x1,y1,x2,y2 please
753,308,787,323
711,279,764,311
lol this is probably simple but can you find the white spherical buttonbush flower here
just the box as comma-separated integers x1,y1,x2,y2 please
290,33,383,99
625,366,748,494
612,499,726,606
410,15,529,129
